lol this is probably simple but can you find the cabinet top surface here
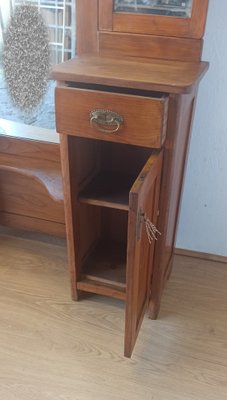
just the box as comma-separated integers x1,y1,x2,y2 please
51,55,209,94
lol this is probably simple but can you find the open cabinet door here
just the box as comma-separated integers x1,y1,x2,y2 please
124,151,163,357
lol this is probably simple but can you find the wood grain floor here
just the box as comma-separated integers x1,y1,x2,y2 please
0,230,227,400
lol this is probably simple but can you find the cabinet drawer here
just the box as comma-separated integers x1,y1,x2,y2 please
55,87,168,148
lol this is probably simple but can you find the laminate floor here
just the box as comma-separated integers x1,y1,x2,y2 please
0,231,227,400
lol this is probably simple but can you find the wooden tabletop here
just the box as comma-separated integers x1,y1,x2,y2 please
51,54,209,94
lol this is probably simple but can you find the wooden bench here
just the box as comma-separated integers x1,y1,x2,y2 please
0,119,65,237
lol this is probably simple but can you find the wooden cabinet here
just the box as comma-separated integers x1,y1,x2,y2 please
57,90,163,356
52,0,209,357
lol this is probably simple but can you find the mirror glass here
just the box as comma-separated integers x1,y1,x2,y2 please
114,0,193,18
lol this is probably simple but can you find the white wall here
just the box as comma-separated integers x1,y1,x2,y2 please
176,0,227,257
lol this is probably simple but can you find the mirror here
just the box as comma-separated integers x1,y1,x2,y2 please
114,0,193,18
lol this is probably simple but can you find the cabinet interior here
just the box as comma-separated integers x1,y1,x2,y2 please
69,137,156,299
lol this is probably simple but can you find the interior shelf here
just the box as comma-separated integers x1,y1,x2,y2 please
79,172,135,211
77,240,127,300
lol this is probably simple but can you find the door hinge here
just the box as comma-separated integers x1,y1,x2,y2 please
136,209,143,242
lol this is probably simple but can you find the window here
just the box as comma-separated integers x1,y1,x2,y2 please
0,0,76,129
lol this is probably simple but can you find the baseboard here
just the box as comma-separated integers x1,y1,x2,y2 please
174,248,227,265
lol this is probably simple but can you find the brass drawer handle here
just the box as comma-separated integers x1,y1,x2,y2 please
90,109,123,134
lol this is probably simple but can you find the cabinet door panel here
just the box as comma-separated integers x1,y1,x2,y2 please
125,151,163,357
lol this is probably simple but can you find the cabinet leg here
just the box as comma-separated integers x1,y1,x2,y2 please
148,298,161,320
71,287,81,301
166,255,174,281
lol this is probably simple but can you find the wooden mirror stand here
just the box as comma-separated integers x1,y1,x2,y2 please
52,0,210,357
